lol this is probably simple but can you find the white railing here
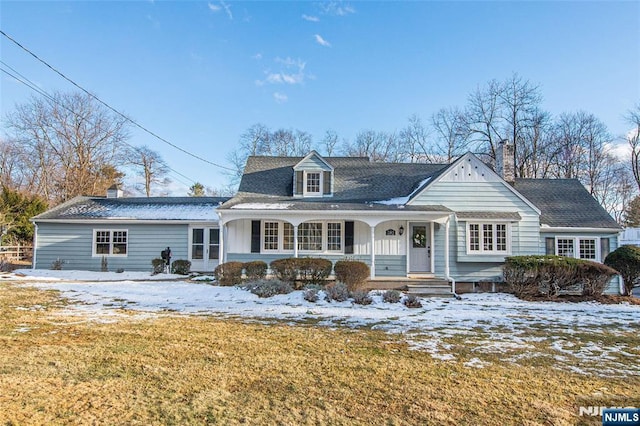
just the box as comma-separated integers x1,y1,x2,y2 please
0,245,33,261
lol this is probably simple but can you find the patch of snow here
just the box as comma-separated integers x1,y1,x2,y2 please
375,177,432,205
230,203,293,210
6,269,184,282
463,358,490,368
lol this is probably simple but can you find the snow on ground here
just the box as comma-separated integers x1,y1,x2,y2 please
3,269,640,377
5,269,185,282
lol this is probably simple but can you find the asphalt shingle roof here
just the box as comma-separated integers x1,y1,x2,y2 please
231,155,449,205
34,196,230,221
513,179,620,229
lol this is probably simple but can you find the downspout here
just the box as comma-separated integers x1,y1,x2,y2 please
444,215,458,298
32,222,38,270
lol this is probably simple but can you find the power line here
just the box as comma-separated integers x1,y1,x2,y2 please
0,29,235,172
1,62,198,185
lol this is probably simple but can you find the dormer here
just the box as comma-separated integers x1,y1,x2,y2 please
293,151,334,197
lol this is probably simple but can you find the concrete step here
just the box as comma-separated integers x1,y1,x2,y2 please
407,280,454,297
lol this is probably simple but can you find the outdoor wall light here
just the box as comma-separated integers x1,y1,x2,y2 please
399,225,404,236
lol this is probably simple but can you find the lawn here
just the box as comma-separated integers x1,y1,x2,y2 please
0,280,638,425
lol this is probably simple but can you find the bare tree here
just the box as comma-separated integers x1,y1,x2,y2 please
3,91,129,203
464,79,504,161
626,104,640,191
321,129,339,156
399,114,432,163
343,130,403,162
431,107,470,163
130,146,170,197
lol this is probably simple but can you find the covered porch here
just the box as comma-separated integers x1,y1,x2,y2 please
217,207,455,283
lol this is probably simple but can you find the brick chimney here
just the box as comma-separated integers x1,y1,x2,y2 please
496,140,515,183
106,184,123,198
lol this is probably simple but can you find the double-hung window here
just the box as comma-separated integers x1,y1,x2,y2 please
467,223,509,254
299,222,323,251
94,229,128,256
263,222,279,251
305,172,321,195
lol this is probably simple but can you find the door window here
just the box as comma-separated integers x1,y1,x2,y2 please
412,226,427,248
192,229,204,259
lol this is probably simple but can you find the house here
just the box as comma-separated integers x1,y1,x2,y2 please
217,143,622,294
31,186,229,272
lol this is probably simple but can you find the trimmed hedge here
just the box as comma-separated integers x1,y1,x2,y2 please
214,261,244,286
244,261,268,281
171,259,191,275
151,258,165,274
270,257,332,288
503,255,617,298
604,245,640,296
334,260,370,291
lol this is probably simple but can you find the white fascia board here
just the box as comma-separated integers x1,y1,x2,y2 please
31,219,219,225
540,226,622,233
293,150,334,171
406,152,542,215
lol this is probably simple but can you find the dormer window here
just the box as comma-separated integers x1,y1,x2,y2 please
305,172,321,195
293,151,334,198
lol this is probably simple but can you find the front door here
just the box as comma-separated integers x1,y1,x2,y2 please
189,227,220,272
409,223,430,273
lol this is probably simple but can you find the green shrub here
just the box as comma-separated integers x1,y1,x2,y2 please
382,290,402,303
297,258,332,285
270,258,299,284
214,261,244,286
577,261,618,296
504,255,616,298
270,257,332,288
324,282,349,302
334,260,370,291
245,279,293,298
151,258,165,274
403,294,422,308
171,260,191,275
604,245,640,296
351,290,373,305
244,261,268,281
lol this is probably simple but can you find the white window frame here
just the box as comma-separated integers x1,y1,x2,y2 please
92,229,128,257
466,222,511,255
555,236,601,261
263,221,280,252
260,220,343,253
303,171,322,196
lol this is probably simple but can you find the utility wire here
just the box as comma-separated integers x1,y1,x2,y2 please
0,29,235,172
0,62,198,184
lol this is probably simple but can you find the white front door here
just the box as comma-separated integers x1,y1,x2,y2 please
409,223,431,273
189,227,220,272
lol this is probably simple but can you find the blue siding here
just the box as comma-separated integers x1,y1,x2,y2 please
35,223,189,272
414,178,540,282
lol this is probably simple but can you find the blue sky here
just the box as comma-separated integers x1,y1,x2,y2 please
1,1,639,194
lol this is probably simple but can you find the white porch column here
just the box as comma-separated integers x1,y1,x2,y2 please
370,225,376,279
293,225,299,258
430,222,435,273
219,223,225,264
444,217,450,279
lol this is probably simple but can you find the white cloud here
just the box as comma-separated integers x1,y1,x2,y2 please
607,141,632,161
314,34,331,47
256,57,307,86
252,53,263,60
321,1,355,16
302,14,319,22
273,92,288,104
208,1,232,19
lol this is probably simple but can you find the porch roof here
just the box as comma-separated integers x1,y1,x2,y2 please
220,196,451,212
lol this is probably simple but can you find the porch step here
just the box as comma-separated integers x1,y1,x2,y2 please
406,279,454,298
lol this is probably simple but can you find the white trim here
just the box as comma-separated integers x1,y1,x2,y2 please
406,152,542,215
465,221,512,255
554,236,601,262
32,223,38,270
293,150,334,171
33,219,219,225
257,220,345,254
92,229,128,257
541,226,621,233
430,222,435,273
